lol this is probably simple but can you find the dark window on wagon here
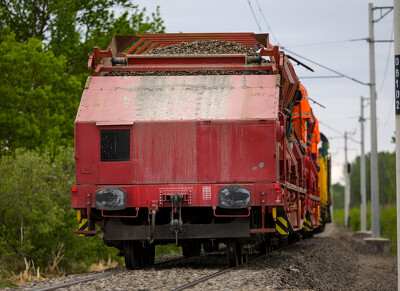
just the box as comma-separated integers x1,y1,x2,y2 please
100,130,130,162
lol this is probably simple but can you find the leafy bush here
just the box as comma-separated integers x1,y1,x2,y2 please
155,245,182,257
0,148,121,282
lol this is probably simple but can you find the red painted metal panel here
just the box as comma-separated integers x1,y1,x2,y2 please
71,182,282,208
75,123,99,184
196,121,276,183
132,122,197,183
99,162,132,184
76,75,279,123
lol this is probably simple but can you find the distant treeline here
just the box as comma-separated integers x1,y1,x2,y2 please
333,150,395,209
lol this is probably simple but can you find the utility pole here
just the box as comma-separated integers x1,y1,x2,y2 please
344,132,350,228
359,97,367,232
393,0,400,289
363,3,390,252
368,3,380,238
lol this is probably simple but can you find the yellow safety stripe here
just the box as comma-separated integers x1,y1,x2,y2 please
275,216,289,235
77,210,88,236
278,217,288,228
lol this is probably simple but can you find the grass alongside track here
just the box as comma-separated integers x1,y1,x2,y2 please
333,205,397,253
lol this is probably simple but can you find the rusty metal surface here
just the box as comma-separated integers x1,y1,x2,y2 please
76,75,279,123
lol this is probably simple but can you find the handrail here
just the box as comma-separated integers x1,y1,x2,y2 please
212,207,251,218
101,207,139,218
279,111,287,181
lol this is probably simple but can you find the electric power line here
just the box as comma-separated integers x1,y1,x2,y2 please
282,48,370,86
379,23,394,93
284,39,356,48
299,76,341,79
245,1,370,87
246,0,262,32
319,121,343,135
381,24,394,126
254,0,280,45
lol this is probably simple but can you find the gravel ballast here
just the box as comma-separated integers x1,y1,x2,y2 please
13,225,397,291
106,40,272,77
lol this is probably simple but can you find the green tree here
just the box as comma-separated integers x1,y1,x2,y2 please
349,151,395,208
0,148,116,275
0,1,165,75
332,182,344,209
0,1,165,153
0,31,81,155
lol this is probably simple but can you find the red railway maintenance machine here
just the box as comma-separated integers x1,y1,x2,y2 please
71,33,327,269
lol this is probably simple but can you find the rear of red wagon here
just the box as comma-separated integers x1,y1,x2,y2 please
72,73,283,239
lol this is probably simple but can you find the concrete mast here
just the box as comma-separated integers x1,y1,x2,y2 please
368,3,380,238
344,132,350,228
360,97,367,232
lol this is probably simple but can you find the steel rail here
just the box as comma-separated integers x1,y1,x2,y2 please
33,254,186,291
170,267,231,291
34,269,123,291
169,242,300,291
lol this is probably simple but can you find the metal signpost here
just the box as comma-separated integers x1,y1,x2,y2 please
393,0,400,289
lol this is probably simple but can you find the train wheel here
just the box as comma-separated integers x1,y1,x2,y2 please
142,243,155,267
226,240,240,267
124,241,142,269
182,241,201,257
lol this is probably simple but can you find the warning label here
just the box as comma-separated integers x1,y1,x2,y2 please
202,186,211,200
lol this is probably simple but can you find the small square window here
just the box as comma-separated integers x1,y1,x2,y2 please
100,130,130,162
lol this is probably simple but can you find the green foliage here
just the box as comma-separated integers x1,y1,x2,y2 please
0,148,120,276
349,152,396,208
0,31,81,155
0,1,165,284
155,245,182,257
334,205,397,253
0,1,165,155
332,183,344,209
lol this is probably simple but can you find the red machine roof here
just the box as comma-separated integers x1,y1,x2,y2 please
76,75,279,124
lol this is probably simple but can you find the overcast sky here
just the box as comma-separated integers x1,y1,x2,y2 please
131,0,395,184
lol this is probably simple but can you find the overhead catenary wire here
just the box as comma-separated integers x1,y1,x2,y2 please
382,24,394,126
254,0,280,45
299,76,341,79
379,23,394,93
319,121,343,136
246,0,262,32
282,48,370,86
244,0,369,86
284,39,357,48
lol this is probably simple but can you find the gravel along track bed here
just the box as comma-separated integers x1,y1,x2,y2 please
12,225,397,290
191,225,397,291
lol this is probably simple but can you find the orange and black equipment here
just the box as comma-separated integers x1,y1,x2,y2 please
292,83,311,145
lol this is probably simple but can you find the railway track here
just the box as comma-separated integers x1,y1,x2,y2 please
31,254,187,291
25,241,298,291
170,244,297,291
